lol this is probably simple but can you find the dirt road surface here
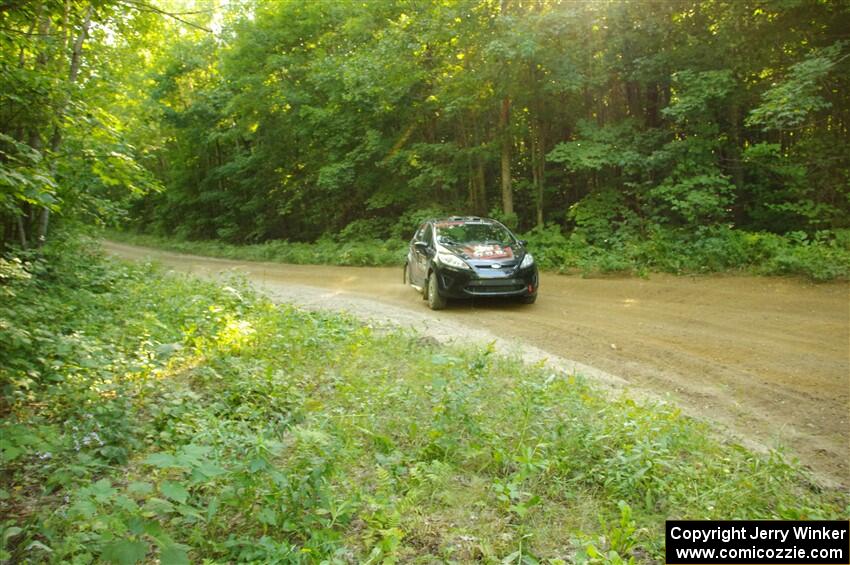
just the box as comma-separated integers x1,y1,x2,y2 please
102,241,849,488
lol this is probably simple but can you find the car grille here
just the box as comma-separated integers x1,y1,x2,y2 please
475,263,517,269
465,278,525,294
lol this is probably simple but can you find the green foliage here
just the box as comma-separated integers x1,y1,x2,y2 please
650,173,735,226
567,189,639,244
747,42,845,131
0,134,57,213
575,502,641,565
0,2,165,248
489,208,520,231
119,0,849,246
334,218,394,241
1,238,845,562
520,224,850,281
663,70,736,125
548,123,641,173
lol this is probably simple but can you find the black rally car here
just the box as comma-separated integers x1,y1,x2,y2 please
404,216,538,310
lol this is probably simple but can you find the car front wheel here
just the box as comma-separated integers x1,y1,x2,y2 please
427,272,447,310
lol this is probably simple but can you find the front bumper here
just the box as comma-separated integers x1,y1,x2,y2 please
434,264,538,299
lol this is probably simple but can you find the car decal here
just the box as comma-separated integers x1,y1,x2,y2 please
463,244,514,259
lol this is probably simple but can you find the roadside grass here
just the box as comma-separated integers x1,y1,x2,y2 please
2,237,846,563
105,230,407,267
104,227,850,282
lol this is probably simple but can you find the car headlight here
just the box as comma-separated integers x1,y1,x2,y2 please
437,252,471,270
520,253,534,269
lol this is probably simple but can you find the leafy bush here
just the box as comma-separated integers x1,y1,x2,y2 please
387,206,450,240
1,237,845,563
334,217,395,241
521,223,575,270
567,189,639,245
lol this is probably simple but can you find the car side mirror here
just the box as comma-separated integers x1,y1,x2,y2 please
414,241,429,251
519,239,528,247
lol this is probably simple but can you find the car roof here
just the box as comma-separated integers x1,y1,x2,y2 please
430,216,494,224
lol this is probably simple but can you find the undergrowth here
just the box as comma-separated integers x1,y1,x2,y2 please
1,237,846,563
522,224,850,282
105,225,850,282
105,230,407,268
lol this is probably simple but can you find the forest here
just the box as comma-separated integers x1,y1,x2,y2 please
2,0,850,278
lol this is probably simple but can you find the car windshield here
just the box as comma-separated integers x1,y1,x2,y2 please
435,222,514,246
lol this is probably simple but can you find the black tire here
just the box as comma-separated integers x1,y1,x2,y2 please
427,272,447,310
519,293,537,305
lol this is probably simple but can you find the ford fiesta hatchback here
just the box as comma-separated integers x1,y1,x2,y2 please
404,216,538,310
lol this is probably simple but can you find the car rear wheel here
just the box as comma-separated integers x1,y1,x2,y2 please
519,293,537,304
427,272,446,310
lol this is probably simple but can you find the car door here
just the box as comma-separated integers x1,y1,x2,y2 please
408,223,425,286
410,223,433,286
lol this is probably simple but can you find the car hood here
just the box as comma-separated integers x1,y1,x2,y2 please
440,242,525,273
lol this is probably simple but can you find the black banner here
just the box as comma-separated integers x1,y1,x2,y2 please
666,520,849,564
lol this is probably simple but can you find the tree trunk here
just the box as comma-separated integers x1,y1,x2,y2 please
36,208,49,245
530,116,545,228
497,0,513,219
536,138,545,228
38,4,94,246
470,116,487,215
459,112,476,213
499,97,513,216
626,80,641,120
475,154,487,215
16,215,28,249
728,95,745,221
466,156,476,212
646,82,660,128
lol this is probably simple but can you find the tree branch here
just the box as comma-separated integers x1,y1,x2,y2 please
119,0,213,33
